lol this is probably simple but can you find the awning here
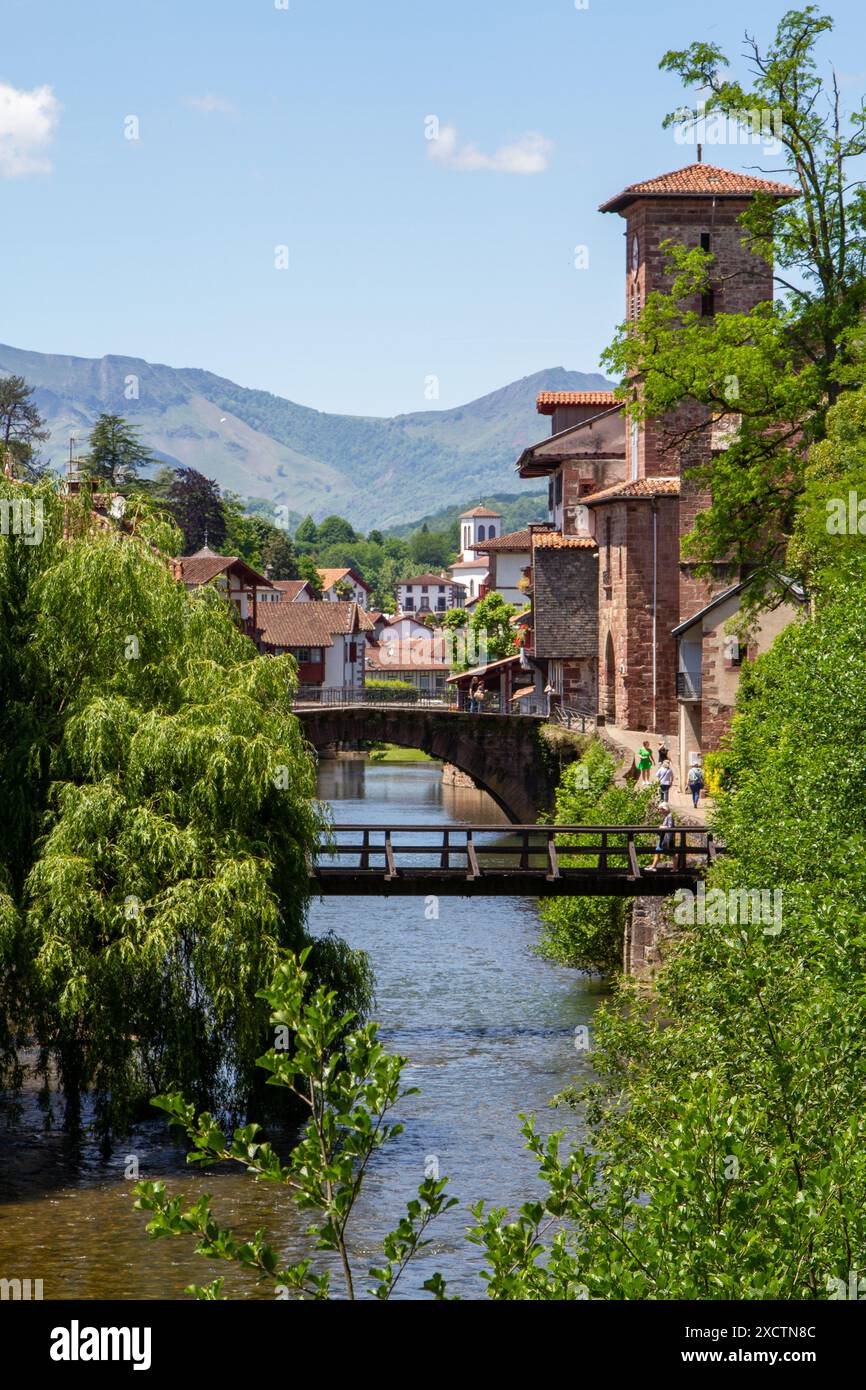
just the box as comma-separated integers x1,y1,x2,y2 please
511,685,536,701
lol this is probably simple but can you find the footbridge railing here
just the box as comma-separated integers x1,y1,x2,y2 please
311,823,722,897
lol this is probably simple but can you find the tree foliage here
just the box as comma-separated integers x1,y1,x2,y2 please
85,414,156,489
0,481,370,1134
602,8,866,605
166,467,227,552
536,742,656,974
135,949,455,1300
0,374,50,479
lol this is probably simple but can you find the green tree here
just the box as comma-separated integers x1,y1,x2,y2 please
315,515,356,547
0,480,370,1134
135,949,455,1300
0,374,49,480
293,514,318,549
166,467,227,552
296,554,323,597
409,525,453,571
536,742,655,973
602,7,866,607
261,528,298,581
468,591,518,664
85,414,156,489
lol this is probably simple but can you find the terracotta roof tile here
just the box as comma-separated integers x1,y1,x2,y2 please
536,390,618,414
580,476,681,506
176,546,271,588
475,527,535,553
459,505,501,518
532,532,598,549
366,636,451,672
258,600,371,650
600,162,799,213
317,566,372,593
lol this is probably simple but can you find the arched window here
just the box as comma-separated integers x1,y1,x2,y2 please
488,525,496,538
478,525,485,542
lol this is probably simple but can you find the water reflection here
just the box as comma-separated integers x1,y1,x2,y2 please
0,758,601,1300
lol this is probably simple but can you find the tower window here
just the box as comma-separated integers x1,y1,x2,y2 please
700,233,711,253
701,288,716,318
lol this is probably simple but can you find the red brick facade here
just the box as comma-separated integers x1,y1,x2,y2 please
521,162,796,748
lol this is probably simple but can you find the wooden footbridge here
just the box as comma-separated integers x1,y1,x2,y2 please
311,823,721,897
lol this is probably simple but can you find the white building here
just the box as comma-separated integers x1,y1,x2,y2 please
317,567,372,609
474,527,538,606
175,545,272,639
257,600,373,691
448,504,501,600
256,578,315,605
396,572,465,615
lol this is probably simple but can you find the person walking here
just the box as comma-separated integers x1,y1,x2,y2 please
687,761,704,809
658,737,670,765
648,807,676,871
636,737,654,785
655,757,674,805
475,679,486,714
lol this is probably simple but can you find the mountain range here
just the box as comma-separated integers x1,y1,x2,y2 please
0,343,612,530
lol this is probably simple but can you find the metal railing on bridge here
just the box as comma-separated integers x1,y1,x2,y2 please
311,823,722,897
295,686,451,710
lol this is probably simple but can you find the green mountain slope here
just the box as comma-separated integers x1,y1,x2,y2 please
0,343,611,529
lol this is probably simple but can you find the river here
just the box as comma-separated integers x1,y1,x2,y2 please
0,759,601,1301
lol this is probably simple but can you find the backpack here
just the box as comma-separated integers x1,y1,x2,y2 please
689,767,704,788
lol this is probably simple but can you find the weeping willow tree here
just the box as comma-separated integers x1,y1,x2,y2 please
0,480,370,1135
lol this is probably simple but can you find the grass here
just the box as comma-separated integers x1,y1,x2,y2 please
366,743,439,763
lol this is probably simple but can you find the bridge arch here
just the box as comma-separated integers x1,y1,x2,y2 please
294,705,569,824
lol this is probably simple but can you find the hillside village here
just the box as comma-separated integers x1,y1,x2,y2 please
2,156,812,798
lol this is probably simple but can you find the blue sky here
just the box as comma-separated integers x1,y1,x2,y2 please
2,0,865,415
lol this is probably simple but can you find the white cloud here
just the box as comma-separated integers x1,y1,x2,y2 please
186,94,236,115
427,124,552,175
0,82,61,177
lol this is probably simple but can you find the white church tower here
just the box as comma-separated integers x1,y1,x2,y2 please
450,504,501,600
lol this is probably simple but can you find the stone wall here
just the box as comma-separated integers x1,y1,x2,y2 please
532,545,598,660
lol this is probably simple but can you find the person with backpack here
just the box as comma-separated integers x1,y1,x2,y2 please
648,808,676,871
475,679,486,713
655,757,675,805
687,762,704,808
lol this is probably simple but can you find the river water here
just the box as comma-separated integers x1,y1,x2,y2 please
0,759,601,1301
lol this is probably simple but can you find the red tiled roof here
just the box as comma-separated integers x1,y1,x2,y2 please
450,558,489,571
176,545,271,589
366,637,451,672
271,579,310,600
475,527,535,553
532,532,598,549
459,505,501,518
258,600,371,650
600,162,799,213
536,390,618,414
580,476,681,506
317,566,372,593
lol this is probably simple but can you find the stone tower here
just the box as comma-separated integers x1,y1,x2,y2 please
589,161,798,732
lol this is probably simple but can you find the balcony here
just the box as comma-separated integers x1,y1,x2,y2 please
677,671,702,701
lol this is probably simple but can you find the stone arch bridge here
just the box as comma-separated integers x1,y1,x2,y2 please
295,706,582,823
